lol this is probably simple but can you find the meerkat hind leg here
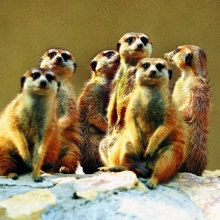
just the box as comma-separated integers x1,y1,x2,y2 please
146,147,177,189
7,173,18,180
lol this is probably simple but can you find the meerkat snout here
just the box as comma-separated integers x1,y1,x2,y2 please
56,56,62,63
149,70,156,77
137,44,143,49
39,80,47,88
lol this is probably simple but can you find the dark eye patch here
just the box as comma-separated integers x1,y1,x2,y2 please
142,62,150,69
31,72,41,80
156,63,164,71
46,74,55,82
126,37,135,44
104,51,114,58
48,51,57,59
174,48,180,54
141,37,148,46
61,53,71,62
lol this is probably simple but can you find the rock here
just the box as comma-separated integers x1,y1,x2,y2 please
0,171,219,219
0,189,56,220
72,171,146,199
0,173,55,188
166,172,220,219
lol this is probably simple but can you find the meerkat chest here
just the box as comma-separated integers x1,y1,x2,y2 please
172,75,192,108
172,79,185,106
56,88,70,117
117,69,135,100
135,90,166,133
18,98,49,140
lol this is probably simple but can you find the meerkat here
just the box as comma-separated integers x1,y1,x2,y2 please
100,58,186,189
78,50,120,174
40,49,81,173
0,68,60,182
164,45,210,176
107,32,153,132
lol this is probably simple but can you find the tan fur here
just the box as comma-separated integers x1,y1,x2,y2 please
0,68,60,182
40,48,81,173
164,45,210,176
100,58,186,189
107,33,153,132
78,50,120,173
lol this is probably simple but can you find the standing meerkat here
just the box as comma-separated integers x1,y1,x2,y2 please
100,58,186,189
164,45,210,176
0,68,60,182
107,32,153,132
78,50,120,174
40,48,81,173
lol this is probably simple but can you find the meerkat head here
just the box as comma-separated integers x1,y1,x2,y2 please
135,58,172,87
116,32,153,64
164,45,207,77
90,50,120,80
20,68,60,96
39,48,76,82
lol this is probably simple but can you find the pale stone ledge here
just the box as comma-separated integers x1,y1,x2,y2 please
0,189,56,220
0,171,219,219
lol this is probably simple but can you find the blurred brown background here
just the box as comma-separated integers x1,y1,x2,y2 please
0,1,219,170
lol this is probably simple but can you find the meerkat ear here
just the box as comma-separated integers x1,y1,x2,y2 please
57,81,61,91
90,61,97,71
185,53,193,66
20,76,26,89
73,63,77,71
168,69,173,80
116,42,121,52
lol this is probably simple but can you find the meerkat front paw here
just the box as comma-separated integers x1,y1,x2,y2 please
144,149,156,160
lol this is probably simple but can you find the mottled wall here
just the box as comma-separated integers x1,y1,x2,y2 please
0,1,219,169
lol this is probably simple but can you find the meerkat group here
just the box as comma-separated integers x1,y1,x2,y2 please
0,32,210,187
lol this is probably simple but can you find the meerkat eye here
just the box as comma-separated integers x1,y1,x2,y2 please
48,51,56,59
31,72,41,80
141,37,148,46
104,51,114,58
174,48,180,54
46,74,55,82
61,53,71,62
142,62,150,69
156,63,164,71
126,37,135,44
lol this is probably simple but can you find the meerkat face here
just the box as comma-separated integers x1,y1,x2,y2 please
21,68,60,95
117,32,153,60
90,50,120,79
39,49,76,80
136,58,172,86
164,46,194,70
164,45,207,76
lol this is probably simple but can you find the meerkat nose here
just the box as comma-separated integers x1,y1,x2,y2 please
149,70,156,77
40,80,47,88
138,44,143,49
56,57,62,63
